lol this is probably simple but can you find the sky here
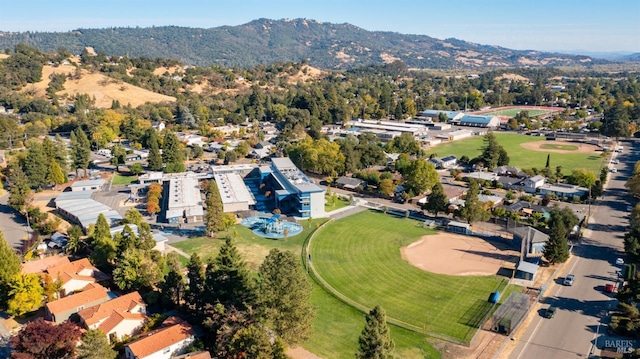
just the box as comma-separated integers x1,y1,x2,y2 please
0,0,639,53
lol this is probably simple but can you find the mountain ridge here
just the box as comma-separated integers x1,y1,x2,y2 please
0,18,611,69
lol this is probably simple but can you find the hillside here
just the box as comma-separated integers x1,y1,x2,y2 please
0,18,609,69
23,62,176,108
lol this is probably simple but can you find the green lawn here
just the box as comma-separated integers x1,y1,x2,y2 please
309,211,509,343
111,173,138,186
427,133,605,173
173,215,441,357
324,194,351,212
483,108,553,117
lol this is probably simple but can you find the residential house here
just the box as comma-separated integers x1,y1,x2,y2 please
46,258,110,297
334,176,366,191
440,155,458,168
464,172,499,183
501,201,551,220
45,283,110,323
522,175,546,193
249,141,273,159
151,122,165,132
177,133,207,147
511,226,549,258
22,255,70,275
172,351,212,359
496,176,524,191
78,291,147,343
538,183,588,198
477,194,503,207
492,166,525,177
124,317,196,359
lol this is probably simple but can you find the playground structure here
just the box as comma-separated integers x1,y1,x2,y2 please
240,214,303,239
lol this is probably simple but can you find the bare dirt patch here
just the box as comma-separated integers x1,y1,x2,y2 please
520,140,598,154
286,347,322,359
401,232,518,276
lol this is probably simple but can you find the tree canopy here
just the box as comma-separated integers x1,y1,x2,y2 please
356,305,395,359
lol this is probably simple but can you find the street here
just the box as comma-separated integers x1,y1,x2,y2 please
510,141,635,358
0,193,32,252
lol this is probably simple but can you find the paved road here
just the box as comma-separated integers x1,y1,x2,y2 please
0,193,32,252
510,140,635,358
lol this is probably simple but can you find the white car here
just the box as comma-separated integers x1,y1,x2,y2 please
612,159,620,164
616,258,625,265
564,274,575,286
610,168,617,173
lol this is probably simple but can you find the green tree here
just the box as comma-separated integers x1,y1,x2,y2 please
205,180,225,236
47,160,66,189
7,273,44,316
24,141,49,188
256,249,314,345
379,178,395,197
110,144,127,172
70,128,92,175
66,225,85,254
479,131,509,169
161,252,185,309
162,131,185,173
0,231,24,307
386,132,420,154
122,208,143,226
543,216,569,264
112,248,163,290
460,179,490,224
91,213,112,245
229,324,273,359
147,131,163,171
423,182,448,217
356,305,395,359
186,253,206,318
570,169,597,188
129,163,144,175
8,168,32,214
602,99,631,139
76,329,117,359
206,237,255,310
403,159,438,194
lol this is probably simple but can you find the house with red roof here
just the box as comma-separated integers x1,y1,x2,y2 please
46,258,109,297
45,283,110,323
22,255,71,275
124,317,195,359
78,291,147,343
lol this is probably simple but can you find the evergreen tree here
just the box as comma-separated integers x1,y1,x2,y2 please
256,249,314,345
8,168,32,214
24,141,49,188
423,182,448,217
479,130,509,169
161,252,185,309
543,216,569,264
602,98,631,139
91,213,112,245
76,329,117,359
460,179,490,224
147,131,163,171
206,237,255,310
162,131,185,173
545,153,550,168
205,180,225,236
70,128,91,175
356,305,395,359
186,253,206,318
0,230,22,307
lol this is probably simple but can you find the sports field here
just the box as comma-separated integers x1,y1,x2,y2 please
427,133,605,173
481,108,552,117
309,210,513,343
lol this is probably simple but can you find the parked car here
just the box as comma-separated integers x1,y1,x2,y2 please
604,283,616,293
627,205,634,212
543,306,557,318
616,258,625,265
610,168,617,173
612,159,620,164
564,274,575,286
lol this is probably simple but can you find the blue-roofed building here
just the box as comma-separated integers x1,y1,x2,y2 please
420,110,464,122
456,114,500,128
257,157,325,218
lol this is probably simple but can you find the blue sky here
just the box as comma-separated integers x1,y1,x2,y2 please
1,0,638,53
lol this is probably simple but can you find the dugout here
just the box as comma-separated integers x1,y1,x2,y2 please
446,221,472,235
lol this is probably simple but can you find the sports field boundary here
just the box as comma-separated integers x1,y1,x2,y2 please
302,215,508,347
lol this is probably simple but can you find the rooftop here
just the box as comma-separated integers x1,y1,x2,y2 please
167,176,204,218
71,179,105,188
270,157,323,194
78,291,145,327
213,172,256,205
126,317,195,359
46,283,109,315
22,255,70,275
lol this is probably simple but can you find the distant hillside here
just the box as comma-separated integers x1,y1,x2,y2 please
0,18,610,69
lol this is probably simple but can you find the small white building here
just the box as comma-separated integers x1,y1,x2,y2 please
70,179,105,192
522,175,546,193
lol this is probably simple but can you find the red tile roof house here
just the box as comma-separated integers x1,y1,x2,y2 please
78,291,147,343
21,255,71,275
46,258,110,297
125,317,196,359
45,283,110,323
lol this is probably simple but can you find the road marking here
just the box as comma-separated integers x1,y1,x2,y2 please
516,316,545,359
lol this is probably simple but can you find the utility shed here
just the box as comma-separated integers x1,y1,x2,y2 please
516,260,539,281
